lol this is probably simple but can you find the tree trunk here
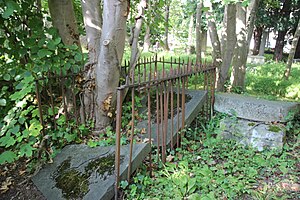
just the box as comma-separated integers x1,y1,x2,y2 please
94,0,128,130
130,0,147,72
230,0,260,91
258,30,268,56
48,0,81,115
205,0,222,87
48,0,81,47
201,30,207,55
80,0,102,123
273,30,287,61
230,2,247,91
284,19,300,79
196,1,203,62
187,14,195,54
295,38,300,59
273,0,292,61
252,26,263,55
218,3,236,92
164,2,170,51
143,25,151,52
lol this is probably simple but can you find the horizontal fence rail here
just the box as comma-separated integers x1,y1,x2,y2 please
115,55,216,197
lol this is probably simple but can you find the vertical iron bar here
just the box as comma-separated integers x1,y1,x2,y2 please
170,80,174,150
181,77,186,146
176,76,180,149
71,74,79,126
128,87,135,182
60,69,69,124
160,84,165,163
156,84,160,162
48,73,57,130
147,73,152,176
115,89,123,200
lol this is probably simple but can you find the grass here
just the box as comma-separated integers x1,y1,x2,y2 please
121,51,300,199
122,114,300,199
246,61,300,101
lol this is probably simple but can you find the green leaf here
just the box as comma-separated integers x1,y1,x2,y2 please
187,193,201,200
0,99,6,106
0,151,17,164
2,1,19,19
87,140,98,147
3,74,10,81
74,53,83,62
10,125,20,135
64,133,77,142
38,49,52,58
29,121,43,137
19,144,36,157
0,134,16,147
187,178,196,193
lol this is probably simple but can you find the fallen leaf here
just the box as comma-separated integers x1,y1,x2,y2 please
166,155,174,162
0,177,13,194
107,112,113,118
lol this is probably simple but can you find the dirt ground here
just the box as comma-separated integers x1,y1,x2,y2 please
0,159,46,200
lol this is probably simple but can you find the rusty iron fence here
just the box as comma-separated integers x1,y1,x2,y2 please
34,70,81,155
114,55,216,196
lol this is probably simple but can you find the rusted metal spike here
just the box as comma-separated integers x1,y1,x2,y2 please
170,80,174,150
160,84,165,163
147,79,152,176
128,88,135,182
48,72,57,130
176,78,180,149
115,89,123,197
156,85,160,162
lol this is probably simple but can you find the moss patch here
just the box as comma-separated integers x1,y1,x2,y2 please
268,125,281,133
53,153,124,199
248,122,256,126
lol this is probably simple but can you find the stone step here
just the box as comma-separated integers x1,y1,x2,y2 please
220,118,285,152
32,143,150,200
214,93,300,122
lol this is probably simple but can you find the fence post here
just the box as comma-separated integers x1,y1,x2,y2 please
115,89,123,200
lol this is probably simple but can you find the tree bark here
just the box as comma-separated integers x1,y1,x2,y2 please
187,14,195,54
130,0,147,73
48,0,81,47
201,30,207,55
143,25,151,51
196,1,203,62
80,0,102,123
230,0,260,91
273,0,292,61
48,0,81,115
230,2,247,91
94,0,128,130
164,1,170,51
252,26,263,55
205,0,222,87
295,38,300,59
218,3,236,92
273,30,287,61
258,30,268,56
284,19,300,79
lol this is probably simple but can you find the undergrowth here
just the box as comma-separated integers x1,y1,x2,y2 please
121,114,300,199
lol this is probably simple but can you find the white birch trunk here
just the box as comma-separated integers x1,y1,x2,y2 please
94,0,128,130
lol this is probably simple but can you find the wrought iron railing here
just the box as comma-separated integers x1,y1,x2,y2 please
114,55,216,197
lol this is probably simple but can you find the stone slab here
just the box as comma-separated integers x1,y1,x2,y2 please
32,143,150,200
215,93,300,122
220,118,285,151
139,90,207,146
247,55,265,64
